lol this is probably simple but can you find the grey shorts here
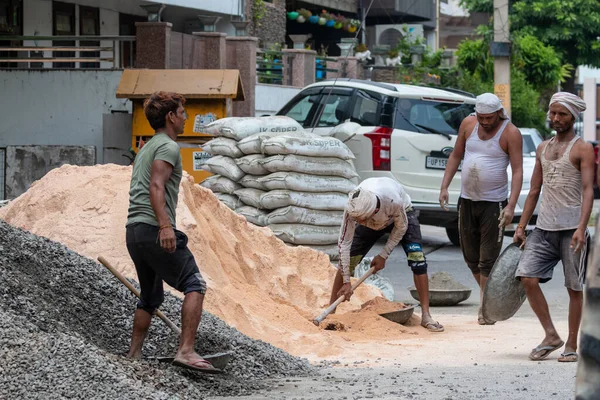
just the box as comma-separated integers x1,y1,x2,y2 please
515,228,590,291
126,222,207,314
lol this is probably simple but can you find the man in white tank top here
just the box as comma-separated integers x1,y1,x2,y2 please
439,93,523,325
514,92,594,362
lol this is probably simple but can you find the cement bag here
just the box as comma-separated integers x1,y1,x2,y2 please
200,175,243,195
234,188,266,209
354,257,394,301
269,224,340,245
215,193,242,210
204,116,303,140
200,155,245,182
329,121,362,141
202,137,243,158
258,172,356,193
239,174,267,190
259,154,359,179
260,190,348,211
237,130,318,155
265,206,344,226
235,154,269,175
236,206,268,226
261,135,355,160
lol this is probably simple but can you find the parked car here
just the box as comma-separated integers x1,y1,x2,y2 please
277,78,538,245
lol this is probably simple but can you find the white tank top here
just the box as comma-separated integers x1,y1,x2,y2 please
536,136,583,231
460,119,510,202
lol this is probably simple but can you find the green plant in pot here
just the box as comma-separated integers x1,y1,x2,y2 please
297,8,311,23
319,10,330,25
287,10,299,20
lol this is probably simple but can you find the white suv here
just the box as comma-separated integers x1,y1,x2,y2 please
277,79,535,245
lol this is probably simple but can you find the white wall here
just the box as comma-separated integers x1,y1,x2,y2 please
255,84,301,116
0,70,130,163
147,0,242,16
583,77,597,141
100,8,119,68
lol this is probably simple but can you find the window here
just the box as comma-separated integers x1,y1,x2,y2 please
79,6,99,68
53,1,75,68
0,0,23,68
350,90,381,126
394,98,475,135
119,13,145,68
277,88,322,128
314,87,353,127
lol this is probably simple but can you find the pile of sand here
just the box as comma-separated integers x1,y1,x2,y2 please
428,271,470,290
0,165,424,360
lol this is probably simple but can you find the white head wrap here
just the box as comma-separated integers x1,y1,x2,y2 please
474,93,509,119
347,188,377,220
549,92,586,119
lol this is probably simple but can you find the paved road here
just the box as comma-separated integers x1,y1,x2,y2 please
374,225,574,321
213,223,593,400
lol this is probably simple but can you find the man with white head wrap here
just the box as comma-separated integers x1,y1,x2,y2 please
330,177,444,332
439,92,523,325
514,92,594,362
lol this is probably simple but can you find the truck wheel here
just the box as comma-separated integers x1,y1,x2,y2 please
446,226,460,246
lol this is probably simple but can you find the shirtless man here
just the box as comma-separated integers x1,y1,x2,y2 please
439,93,523,324
513,92,593,362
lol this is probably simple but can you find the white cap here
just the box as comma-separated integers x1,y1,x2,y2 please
347,188,377,220
475,93,509,119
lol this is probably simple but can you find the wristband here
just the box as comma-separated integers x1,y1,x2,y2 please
158,224,171,232
517,224,525,231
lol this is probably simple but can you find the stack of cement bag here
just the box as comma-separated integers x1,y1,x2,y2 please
199,116,358,259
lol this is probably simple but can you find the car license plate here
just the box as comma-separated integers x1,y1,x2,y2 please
425,156,462,171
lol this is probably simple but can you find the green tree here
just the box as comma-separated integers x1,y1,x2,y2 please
459,0,600,92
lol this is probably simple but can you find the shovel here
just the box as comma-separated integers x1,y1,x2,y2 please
312,267,376,326
98,256,181,335
98,256,232,372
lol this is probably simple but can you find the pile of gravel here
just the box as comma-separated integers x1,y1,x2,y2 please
0,220,313,398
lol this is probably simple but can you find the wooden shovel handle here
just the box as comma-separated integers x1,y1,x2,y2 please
97,256,181,336
313,267,376,326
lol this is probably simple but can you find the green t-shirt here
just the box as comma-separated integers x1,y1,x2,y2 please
126,133,182,228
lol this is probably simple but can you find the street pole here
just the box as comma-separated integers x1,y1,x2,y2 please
492,0,511,118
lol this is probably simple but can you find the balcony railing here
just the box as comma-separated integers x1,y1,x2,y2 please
256,49,283,85
0,36,136,69
316,56,339,82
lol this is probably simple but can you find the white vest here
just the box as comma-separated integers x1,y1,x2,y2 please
460,119,510,202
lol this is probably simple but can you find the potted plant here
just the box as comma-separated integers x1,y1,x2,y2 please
318,10,329,25
308,12,319,24
355,43,371,61
326,13,335,27
348,19,360,33
297,8,311,23
287,10,299,20
385,49,402,66
333,14,346,29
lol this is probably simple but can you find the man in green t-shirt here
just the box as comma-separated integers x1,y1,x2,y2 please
125,91,218,373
